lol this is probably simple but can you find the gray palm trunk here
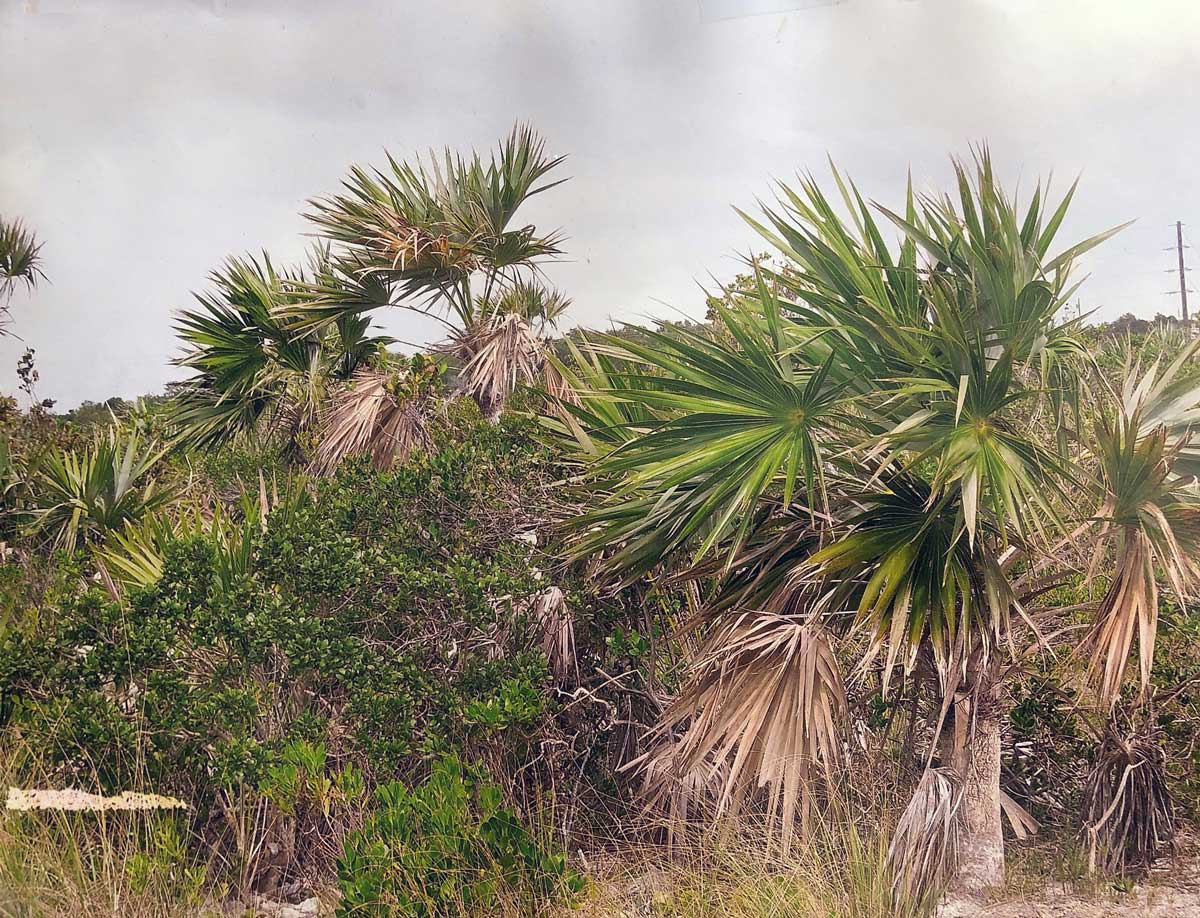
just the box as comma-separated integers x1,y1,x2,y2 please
943,680,1006,893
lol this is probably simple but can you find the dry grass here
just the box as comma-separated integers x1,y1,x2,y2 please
0,804,210,918
566,818,929,918
0,744,214,918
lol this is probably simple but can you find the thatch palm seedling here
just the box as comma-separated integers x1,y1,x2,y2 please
30,426,174,553
553,151,1200,896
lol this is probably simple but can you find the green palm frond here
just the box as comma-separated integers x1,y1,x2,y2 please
97,512,179,590
172,252,392,449
477,278,571,328
540,333,664,460
30,427,174,553
0,216,45,335
0,216,45,301
570,294,851,576
294,124,565,333
805,476,1017,689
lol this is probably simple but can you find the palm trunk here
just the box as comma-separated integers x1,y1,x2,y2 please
946,692,1005,892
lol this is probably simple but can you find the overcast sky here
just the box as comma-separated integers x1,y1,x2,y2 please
2,0,1197,408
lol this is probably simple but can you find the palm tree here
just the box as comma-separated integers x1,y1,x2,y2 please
553,153,1200,893
0,216,45,334
171,249,393,451
286,125,571,420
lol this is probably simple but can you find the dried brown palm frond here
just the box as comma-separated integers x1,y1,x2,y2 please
1085,525,1164,709
1083,715,1175,875
452,312,544,418
531,585,578,686
885,768,963,909
539,353,580,410
311,368,431,475
1083,358,1200,708
626,611,847,849
631,737,731,846
999,789,1039,841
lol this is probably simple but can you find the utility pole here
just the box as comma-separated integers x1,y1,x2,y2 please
1177,220,1190,323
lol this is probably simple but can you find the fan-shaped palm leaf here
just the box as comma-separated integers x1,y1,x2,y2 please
570,293,850,577
310,364,436,475
0,217,44,301
628,612,846,848
294,124,565,334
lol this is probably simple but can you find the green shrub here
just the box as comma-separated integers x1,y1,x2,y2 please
337,755,582,917
0,406,620,891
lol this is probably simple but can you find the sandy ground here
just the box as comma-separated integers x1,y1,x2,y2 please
943,889,1200,917
941,860,1200,917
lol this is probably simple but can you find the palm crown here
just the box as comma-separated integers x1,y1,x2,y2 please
0,216,45,334
171,250,393,449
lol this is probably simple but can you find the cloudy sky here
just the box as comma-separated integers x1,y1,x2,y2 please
1,0,1197,408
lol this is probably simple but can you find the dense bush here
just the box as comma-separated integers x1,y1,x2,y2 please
0,403,614,899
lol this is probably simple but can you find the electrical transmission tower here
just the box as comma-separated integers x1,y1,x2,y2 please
1164,221,1193,324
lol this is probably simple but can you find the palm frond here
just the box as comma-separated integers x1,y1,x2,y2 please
1085,345,1200,708
806,476,1018,690
172,252,392,450
0,216,45,301
885,768,963,908
628,612,846,848
310,365,435,475
96,513,178,590
295,124,565,333
531,586,578,686
447,313,544,419
570,294,850,577
540,334,663,461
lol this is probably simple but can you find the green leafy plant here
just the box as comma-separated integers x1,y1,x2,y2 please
337,755,582,917
30,426,174,552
